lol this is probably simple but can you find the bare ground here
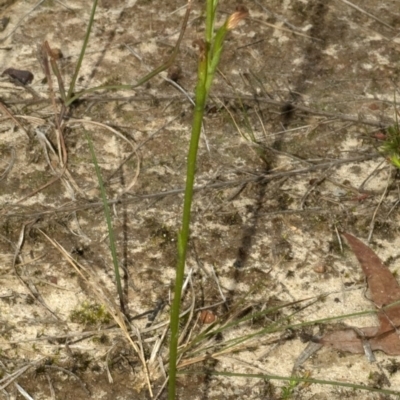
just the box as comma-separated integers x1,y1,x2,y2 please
1,0,400,399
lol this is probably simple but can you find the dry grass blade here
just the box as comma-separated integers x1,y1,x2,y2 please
178,276,196,347
37,229,154,397
15,383,34,400
45,372,56,400
0,0,46,42
367,167,391,242
66,118,141,194
1,41,73,207
38,42,67,164
12,222,60,320
34,127,58,173
44,41,66,102
0,147,15,182
252,18,323,41
45,365,90,396
0,360,35,399
0,360,43,391
339,0,394,30
0,101,30,139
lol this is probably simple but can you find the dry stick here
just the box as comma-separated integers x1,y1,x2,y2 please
65,119,141,194
41,41,67,166
358,159,387,193
105,342,121,383
44,41,67,102
12,161,67,206
149,326,169,365
214,93,390,127
0,0,75,42
210,265,226,303
252,18,323,41
104,115,181,186
339,0,394,31
12,222,61,320
2,153,382,218
106,93,392,127
334,224,343,253
8,115,47,125
38,230,154,398
0,101,30,139
34,127,87,210
9,304,194,345
177,276,196,347
253,1,303,33
45,372,56,400
133,0,192,89
0,147,15,182
0,360,35,400
14,384,34,400
35,127,58,173
385,198,400,220
367,166,392,242
300,167,332,209
45,366,90,396
3,90,395,129
11,45,70,205
0,0,46,42
153,378,169,400
0,360,44,391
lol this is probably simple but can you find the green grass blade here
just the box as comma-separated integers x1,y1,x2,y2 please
65,1,191,107
66,0,99,102
84,130,125,314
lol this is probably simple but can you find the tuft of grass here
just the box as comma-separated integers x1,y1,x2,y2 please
281,377,301,399
379,96,400,168
70,301,111,326
380,120,400,168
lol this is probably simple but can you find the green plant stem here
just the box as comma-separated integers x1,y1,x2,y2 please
168,3,247,397
168,32,209,400
206,0,216,43
66,0,99,101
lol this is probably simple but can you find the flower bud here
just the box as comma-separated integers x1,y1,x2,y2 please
226,6,249,30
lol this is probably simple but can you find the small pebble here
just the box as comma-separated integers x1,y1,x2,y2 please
0,17,9,32
2,68,34,85
200,310,216,324
168,65,182,82
49,47,63,60
313,264,326,274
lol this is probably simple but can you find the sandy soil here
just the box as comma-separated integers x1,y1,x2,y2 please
1,0,400,399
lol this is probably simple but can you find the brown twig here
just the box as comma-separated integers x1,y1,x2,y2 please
2,153,381,218
0,101,30,139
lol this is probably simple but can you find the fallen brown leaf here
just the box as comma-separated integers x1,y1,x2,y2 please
319,233,400,355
